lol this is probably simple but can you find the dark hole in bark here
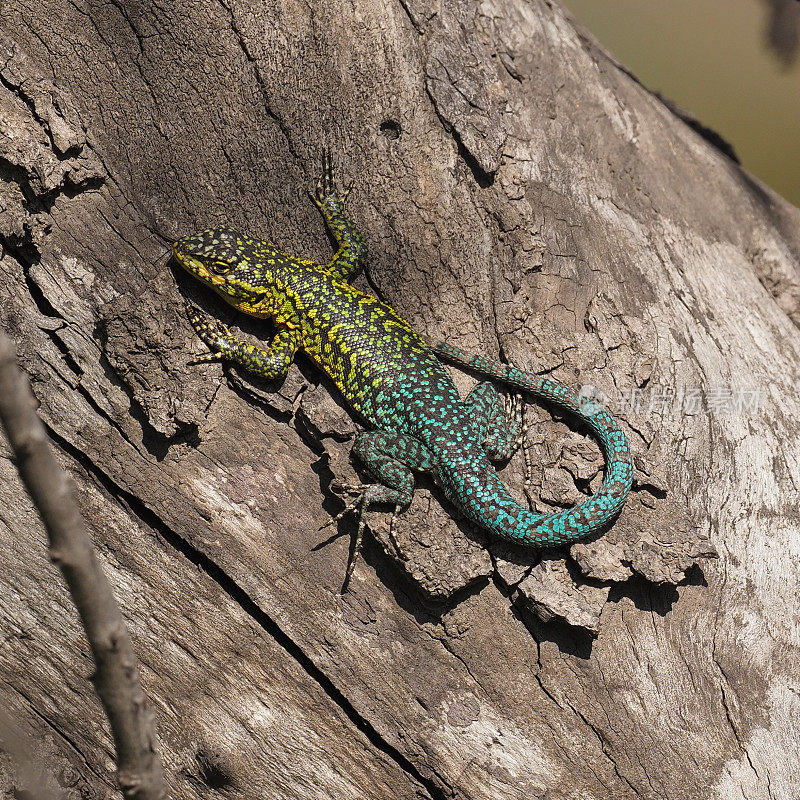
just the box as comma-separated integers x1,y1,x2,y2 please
380,119,402,139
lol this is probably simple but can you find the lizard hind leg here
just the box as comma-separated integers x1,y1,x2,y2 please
324,430,435,591
465,381,534,499
505,392,533,492
465,381,524,462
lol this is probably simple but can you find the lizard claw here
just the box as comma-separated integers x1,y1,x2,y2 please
184,300,237,368
386,504,407,561
313,148,350,209
341,180,354,204
187,352,224,366
319,482,374,592
330,481,368,496
319,490,365,531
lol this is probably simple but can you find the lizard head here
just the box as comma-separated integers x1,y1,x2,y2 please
173,228,260,303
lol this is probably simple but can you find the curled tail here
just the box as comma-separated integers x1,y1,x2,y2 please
434,342,633,546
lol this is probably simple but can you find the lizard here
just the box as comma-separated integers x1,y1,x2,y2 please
172,152,634,589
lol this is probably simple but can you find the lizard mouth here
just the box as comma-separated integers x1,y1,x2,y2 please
173,245,233,291
172,242,191,270
173,246,212,282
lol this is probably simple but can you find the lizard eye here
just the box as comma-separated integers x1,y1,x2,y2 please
208,260,233,275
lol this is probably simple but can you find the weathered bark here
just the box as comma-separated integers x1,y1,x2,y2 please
0,0,798,798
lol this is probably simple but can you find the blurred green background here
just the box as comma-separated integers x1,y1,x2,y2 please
563,0,800,206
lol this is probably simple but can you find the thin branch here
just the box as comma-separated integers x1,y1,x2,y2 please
0,331,167,800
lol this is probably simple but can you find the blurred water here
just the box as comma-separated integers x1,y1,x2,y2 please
564,0,800,206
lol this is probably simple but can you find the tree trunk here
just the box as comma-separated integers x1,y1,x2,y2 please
1,1,799,798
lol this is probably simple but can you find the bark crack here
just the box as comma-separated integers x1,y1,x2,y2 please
395,0,426,35
40,421,443,800
214,0,301,160
532,641,642,797
8,682,108,787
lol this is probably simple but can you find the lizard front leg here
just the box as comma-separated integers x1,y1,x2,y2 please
185,301,301,380
311,149,368,280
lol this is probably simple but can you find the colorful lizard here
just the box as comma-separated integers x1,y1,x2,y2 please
173,153,633,588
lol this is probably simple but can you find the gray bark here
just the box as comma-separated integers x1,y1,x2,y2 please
1,0,799,798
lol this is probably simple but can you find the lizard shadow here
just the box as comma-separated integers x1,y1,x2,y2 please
365,526,600,660
609,563,707,615
510,599,597,661
365,529,494,626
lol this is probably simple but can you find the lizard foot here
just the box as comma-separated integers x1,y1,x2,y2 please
386,504,408,561
311,148,353,210
319,485,368,531
184,300,231,364
321,484,406,591
319,485,369,592
508,393,533,492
